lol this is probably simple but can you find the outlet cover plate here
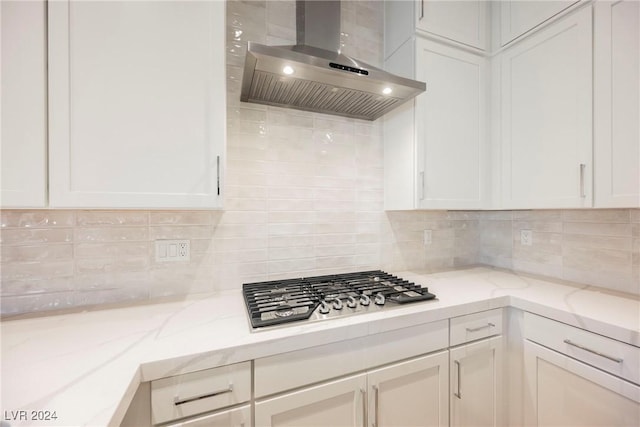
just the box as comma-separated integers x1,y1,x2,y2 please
155,239,190,262
424,229,432,245
520,230,533,246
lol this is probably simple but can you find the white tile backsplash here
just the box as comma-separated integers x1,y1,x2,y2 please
2,1,639,316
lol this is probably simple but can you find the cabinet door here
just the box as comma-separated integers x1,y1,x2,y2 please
594,0,640,207
523,340,640,426
500,6,592,209
367,350,449,427
0,0,47,207
415,1,487,50
48,1,225,209
416,38,487,209
450,336,503,427
167,405,251,427
255,374,366,427
500,0,579,46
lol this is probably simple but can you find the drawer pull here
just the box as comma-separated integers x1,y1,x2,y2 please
466,322,495,333
173,384,234,406
563,339,623,364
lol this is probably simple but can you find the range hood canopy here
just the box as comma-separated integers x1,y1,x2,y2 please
240,0,426,121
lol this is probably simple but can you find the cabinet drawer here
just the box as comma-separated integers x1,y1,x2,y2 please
165,405,251,427
151,361,251,425
254,319,448,398
450,308,503,346
524,312,640,385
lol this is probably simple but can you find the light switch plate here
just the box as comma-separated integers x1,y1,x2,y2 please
155,239,190,262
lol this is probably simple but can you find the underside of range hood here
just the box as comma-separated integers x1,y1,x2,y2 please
240,1,426,121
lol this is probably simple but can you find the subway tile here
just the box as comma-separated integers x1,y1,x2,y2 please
1,210,75,228
149,226,214,240
269,246,315,260
563,222,631,237
314,233,357,246
1,277,74,296
563,234,632,251
1,292,75,316
512,210,562,221
75,227,147,243
149,211,213,226
0,258,70,282
562,209,630,223
631,209,640,223
513,221,562,233
76,211,148,226
268,235,315,248
1,228,73,246
0,244,73,263
76,256,149,275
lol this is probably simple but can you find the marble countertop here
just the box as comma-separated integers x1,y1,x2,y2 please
1,267,639,426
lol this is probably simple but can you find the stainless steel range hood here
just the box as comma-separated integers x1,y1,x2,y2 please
240,1,426,121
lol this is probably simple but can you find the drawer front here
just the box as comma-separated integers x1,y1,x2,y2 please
450,308,503,346
151,361,251,425
254,319,448,398
524,312,640,385
165,405,251,427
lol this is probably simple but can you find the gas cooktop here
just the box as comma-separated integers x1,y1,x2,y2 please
242,270,436,329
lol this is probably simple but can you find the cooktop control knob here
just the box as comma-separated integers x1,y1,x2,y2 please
319,301,330,314
346,296,357,308
332,298,343,310
374,293,386,306
359,294,371,306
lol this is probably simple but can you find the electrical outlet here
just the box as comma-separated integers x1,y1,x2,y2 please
520,230,533,246
424,229,432,246
155,239,190,262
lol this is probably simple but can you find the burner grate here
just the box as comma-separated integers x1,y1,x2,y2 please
242,270,436,329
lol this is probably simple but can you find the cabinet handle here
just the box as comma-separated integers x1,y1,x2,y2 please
563,339,623,364
466,322,495,333
372,385,379,427
579,163,586,198
419,171,425,200
360,388,366,427
420,0,424,20
454,360,462,399
173,383,233,406
217,155,221,196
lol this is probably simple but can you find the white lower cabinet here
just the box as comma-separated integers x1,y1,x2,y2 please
255,351,449,427
450,336,503,427
255,373,367,427
367,352,450,427
523,312,640,426
524,341,640,426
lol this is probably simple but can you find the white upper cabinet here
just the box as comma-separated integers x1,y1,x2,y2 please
385,1,487,58
384,2,488,211
416,0,488,50
48,1,225,209
499,0,579,46
594,0,640,208
1,0,47,208
416,39,487,209
500,6,592,209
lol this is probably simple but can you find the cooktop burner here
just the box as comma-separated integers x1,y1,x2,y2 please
242,270,436,329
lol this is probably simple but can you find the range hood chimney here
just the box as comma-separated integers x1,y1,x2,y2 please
240,0,426,121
